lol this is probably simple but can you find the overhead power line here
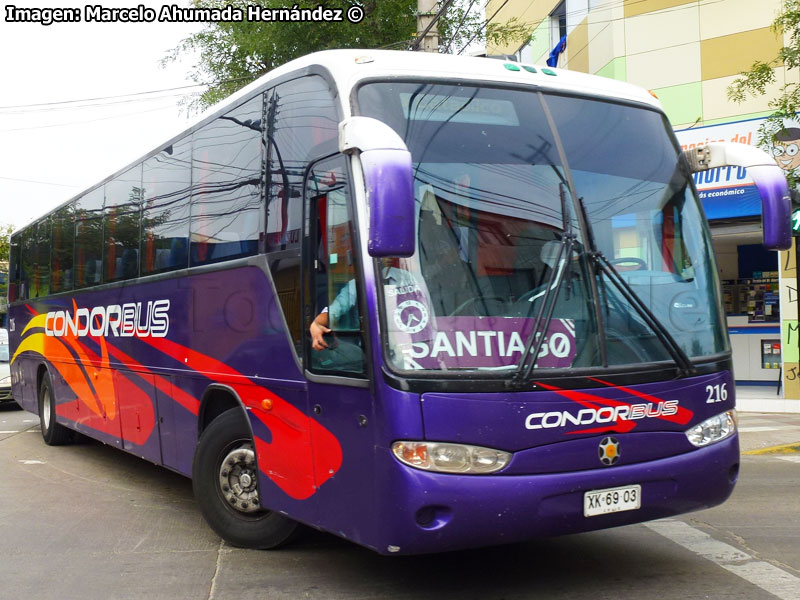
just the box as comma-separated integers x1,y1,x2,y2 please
0,76,253,113
444,0,478,54
0,176,80,188
457,0,512,55
411,0,457,51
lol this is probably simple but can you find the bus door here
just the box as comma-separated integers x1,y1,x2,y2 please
303,155,375,540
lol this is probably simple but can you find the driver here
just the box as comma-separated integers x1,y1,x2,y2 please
310,262,416,351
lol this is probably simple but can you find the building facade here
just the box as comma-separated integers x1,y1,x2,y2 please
487,0,800,409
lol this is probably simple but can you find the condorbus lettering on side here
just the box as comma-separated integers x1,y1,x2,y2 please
45,300,170,338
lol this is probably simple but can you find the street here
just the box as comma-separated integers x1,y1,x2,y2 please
1,403,798,600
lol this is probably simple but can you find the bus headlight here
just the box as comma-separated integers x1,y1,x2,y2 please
392,441,511,474
685,410,737,447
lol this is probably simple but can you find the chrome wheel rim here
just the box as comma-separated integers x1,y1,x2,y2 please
218,444,261,514
42,387,51,431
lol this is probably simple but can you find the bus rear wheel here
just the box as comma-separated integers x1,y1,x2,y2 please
38,372,72,446
192,409,298,549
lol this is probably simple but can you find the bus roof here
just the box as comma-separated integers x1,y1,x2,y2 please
228,49,663,115
14,50,663,236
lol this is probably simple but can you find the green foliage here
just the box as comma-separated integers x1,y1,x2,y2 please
0,223,13,263
438,4,530,55
165,0,532,110
164,0,416,109
728,0,800,184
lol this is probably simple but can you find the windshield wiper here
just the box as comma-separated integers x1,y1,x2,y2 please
592,251,695,377
510,180,577,388
509,233,577,388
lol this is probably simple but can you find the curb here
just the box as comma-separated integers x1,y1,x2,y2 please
742,442,800,455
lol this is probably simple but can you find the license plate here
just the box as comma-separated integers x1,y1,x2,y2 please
584,484,641,517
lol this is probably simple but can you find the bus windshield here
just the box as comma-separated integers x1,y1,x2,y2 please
357,82,728,374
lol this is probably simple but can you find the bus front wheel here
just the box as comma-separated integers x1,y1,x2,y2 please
192,409,298,549
38,372,72,446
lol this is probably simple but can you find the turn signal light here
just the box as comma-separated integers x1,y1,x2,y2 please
392,441,510,474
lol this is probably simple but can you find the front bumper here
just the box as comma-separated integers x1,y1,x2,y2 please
369,434,739,555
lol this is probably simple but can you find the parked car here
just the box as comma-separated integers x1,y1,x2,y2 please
0,328,14,406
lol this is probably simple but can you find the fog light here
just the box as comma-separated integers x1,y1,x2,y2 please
392,441,510,474
685,410,737,447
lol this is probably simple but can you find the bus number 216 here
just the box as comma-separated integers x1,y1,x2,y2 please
705,383,728,403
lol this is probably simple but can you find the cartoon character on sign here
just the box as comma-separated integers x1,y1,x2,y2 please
772,127,800,177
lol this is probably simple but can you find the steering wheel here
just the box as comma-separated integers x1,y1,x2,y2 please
451,296,507,316
610,257,648,271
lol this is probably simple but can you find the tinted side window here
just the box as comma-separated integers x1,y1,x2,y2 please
20,228,35,301
104,166,143,282
51,204,75,293
306,156,365,376
34,219,50,298
8,234,20,303
75,189,104,288
142,139,191,274
266,76,338,253
191,95,263,266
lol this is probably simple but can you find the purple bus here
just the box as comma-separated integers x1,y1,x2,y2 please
8,50,790,555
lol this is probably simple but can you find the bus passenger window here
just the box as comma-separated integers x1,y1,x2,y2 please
34,218,50,298
74,188,104,288
104,166,142,283
20,226,35,301
265,76,340,361
8,236,20,303
142,139,191,274
266,76,338,253
51,204,74,293
190,95,263,267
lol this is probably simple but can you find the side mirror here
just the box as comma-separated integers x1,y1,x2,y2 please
682,142,791,250
339,117,415,257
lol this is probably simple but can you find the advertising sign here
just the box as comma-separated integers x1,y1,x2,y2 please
675,117,800,220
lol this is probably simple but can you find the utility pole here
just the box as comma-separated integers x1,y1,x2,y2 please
417,0,439,52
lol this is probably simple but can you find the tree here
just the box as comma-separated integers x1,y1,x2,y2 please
164,0,531,110
0,223,13,263
728,0,800,184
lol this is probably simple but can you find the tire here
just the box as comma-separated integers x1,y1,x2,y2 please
192,408,298,549
38,372,72,446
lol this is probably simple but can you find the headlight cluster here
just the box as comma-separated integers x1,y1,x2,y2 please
392,441,511,474
685,410,737,447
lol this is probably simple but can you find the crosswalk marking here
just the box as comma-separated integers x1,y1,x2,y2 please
645,520,800,600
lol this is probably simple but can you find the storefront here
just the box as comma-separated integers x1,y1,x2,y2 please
675,118,794,389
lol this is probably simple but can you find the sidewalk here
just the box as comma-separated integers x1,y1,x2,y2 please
737,411,800,453
732,385,800,452
736,384,800,414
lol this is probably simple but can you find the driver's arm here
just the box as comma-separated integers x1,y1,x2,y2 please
310,310,331,351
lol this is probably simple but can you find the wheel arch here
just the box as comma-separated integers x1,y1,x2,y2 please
197,384,252,440
35,362,50,405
